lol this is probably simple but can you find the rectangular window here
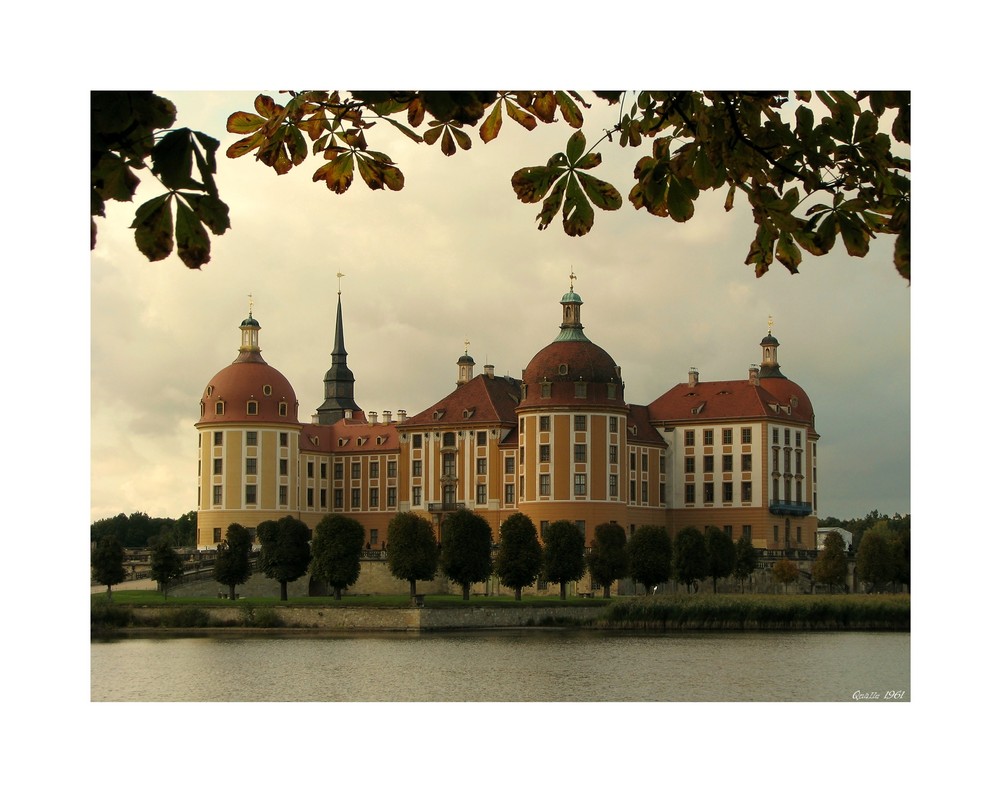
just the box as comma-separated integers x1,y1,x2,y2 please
412,486,422,506
351,488,361,508
741,427,752,444
369,529,379,547
575,381,587,398
320,489,327,508
387,461,397,478
351,462,361,479
641,453,648,472
722,454,733,472
659,483,665,502
795,431,802,448
214,431,223,446
574,444,587,463
213,458,223,475
630,453,636,471
641,481,648,503
685,430,695,447
609,445,618,464
213,528,222,543
412,434,422,449
723,482,733,502
540,416,551,432
575,415,587,431
685,457,695,473
607,383,616,399
630,480,636,501
723,428,733,445
320,462,327,479
369,488,379,507
477,431,487,446
278,403,287,417
685,484,695,504
724,525,733,538
703,429,714,446
539,474,551,496
280,432,288,447
476,484,487,504
704,482,714,502
784,428,791,445
540,444,551,463
388,487,397,507
796,452,802,475
307,488,314,507
477,458,487,475
334,489,343,508
742,454,753,471
370,461,379,478
246,458,257,475
279,459,288,475
609,416,618,433
743,525,752,538
246,485,257,505
541,382,551,398
247,431,258,446
212,485,222,505
574,474,587,495
772,428,779,444
505,483,515,504
412,460,422,477
307,461,315,478
334,463,343,480
703,455,714,473
443,453,456,477
609,474,618,497
505,457,515,475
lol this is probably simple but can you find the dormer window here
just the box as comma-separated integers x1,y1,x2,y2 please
463,407,476,419
607,383,617,399
433,409,445,420
215,401,225,416
575,382,587,398
247,401,258,415
278,402,287,417
541,382,552,398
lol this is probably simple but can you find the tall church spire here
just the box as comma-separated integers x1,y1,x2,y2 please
316,279,362,423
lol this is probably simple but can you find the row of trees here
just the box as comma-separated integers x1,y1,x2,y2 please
91,534,187,599
91,511,197,548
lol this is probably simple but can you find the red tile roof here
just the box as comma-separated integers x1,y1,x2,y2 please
404,373,522,428
647,377,815,427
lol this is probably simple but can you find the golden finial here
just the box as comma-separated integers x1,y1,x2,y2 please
464,337,470,355
768,315,774,334
248,293,254,317
569,267,577,291
336,271,345,295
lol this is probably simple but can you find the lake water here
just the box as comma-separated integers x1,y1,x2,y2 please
90,629,909,702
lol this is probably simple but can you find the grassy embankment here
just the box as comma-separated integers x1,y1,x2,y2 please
91,591,909,632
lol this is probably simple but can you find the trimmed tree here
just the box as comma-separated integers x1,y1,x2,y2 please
495,512,543,601
310,514,366,599
626,525,672,595
705,526,736,593
588,522,629,598
674,526,709,593
440,510,494,600
92,534,126,599
257,516,312,601
772,558,800,593
813,531,849,593
856,527,894,593
542,520,586,600
733,532,756,592
386,512,439,599
213,523,253,600
149,536,185,599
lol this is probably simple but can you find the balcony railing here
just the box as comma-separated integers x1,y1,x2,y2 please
768,499,813,516
427,501,465,513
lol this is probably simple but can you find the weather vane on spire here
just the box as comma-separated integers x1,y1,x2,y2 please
337,271,345,296
248,293,254,317
768,315,774,334
569,267,577,291
464,337,470,355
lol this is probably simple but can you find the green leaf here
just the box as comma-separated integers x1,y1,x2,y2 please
561,175,594,236
179,193,231,235
131,194,174,262
505,99,538,130
838,213,871,257
227,110,266,135
92,152,140,202
535,174,568,230
775,231,801,273
175,200,211,269
577,171,622,211
226,130,264,159
666,176,696,222
313,153,355,193
566,130,586,163
555,91,584,128
480,100,503,142
152,128,199,190
854,110,878,143
894,226,910,280
512,165,563,204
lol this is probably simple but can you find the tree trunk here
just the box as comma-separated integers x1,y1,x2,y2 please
462,583,470,601
229,584,237,600
106,584,112,601
603,584,611,599
409,578,417,598
334,588,342,601
280,580,288,601
514,587,522,601
560,581,567,600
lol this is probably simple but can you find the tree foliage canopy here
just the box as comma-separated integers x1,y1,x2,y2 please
733,533,756,590
257,516,312,600
626,525,672,593
771,558,800,590
440,510,494,600
91,534,126,595
588,522,629,597
386,512,439,597
92,90,910,280
310,514,366,599
812,530,849,592
149,536,185,598
495,512,543,600
705,526,737,593
542,520,586,599
673,527,709,590
213,523,253,600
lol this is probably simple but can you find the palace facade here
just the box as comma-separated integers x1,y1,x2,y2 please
194,283,819,554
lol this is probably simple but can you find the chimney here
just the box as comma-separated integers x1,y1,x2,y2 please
484,364,495,379
749,365,760,386
397,409,407,422
383,410,392,424
688,367,699,387
368,410,378,423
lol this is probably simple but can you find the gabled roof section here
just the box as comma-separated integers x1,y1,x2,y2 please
625,404,668,447
405,373,522,428
299,416,400,453
647,378,814,425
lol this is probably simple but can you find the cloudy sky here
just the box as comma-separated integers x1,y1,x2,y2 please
90,90,910,523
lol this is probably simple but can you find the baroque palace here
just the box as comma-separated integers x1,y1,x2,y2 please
194,281,819,557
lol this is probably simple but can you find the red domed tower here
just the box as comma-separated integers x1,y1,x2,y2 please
194,308,302,548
